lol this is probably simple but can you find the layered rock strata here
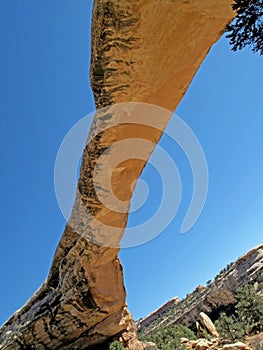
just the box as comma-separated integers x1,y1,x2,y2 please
138,244,263,336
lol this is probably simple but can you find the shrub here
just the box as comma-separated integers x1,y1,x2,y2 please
226,0,263,54
215,312,245,341
235,283,263,334
109,340,126,350
141,325,196,350
215,282,263,340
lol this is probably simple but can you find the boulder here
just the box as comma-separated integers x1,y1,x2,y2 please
181,337,189,343
188,340,198,349
199,312,220,338
196,339,212,350
223,341,251,350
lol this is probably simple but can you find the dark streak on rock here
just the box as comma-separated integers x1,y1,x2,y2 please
90,1,140,108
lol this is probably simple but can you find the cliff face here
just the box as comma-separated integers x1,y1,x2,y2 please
0,1,234,349
138,244,263,337
138,298,180,331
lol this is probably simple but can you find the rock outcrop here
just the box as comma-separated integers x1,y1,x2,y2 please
181,338,252,350
138,297,180,330
138,244,263,337
222,342,251,350
0,1,235,349
199,312,219,339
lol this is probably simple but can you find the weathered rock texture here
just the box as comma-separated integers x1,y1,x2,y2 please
138,297,180,331
199,312,219,338
182,338,252,350
0,1,234,349
138,244,263,337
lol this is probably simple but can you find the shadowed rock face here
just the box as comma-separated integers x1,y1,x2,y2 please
0,1,234,349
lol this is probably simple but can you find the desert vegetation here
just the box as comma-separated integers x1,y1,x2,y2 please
112,280,263,349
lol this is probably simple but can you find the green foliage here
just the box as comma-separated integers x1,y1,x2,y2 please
215,312,245,341
139,279,263,348
109,340,126,350
235,283,263,333
215,282,263,341
197,324,212,341
141,325,196,350
226,0,263,54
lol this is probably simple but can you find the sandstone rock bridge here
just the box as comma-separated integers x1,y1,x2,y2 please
0,1,235,349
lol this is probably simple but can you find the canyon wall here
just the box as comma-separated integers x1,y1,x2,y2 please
138,244,263,336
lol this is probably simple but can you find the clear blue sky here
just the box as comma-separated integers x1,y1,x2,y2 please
0,1,262,325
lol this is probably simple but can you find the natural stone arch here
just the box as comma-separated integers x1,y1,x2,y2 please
0,1,235,349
